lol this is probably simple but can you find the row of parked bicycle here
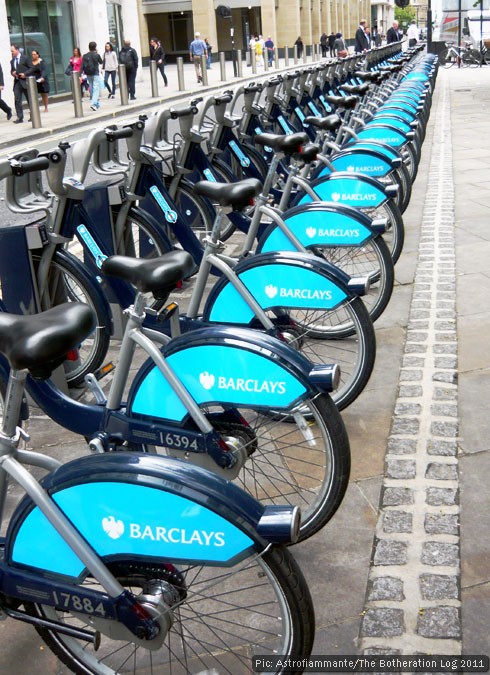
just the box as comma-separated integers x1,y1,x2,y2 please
0,42,437,673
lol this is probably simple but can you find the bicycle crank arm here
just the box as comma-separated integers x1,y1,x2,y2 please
5,605,100,645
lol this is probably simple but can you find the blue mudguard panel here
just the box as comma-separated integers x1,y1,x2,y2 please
317,148,394,178
258,202,375,252
296,172,389,208
7,454,268,577
356,125,407,148
204,251,349,324
128,324,316,421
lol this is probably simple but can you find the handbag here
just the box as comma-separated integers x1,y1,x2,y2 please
337,49,348,58
64,63,73,76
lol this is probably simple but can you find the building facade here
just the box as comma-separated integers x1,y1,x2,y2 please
0,0,375,109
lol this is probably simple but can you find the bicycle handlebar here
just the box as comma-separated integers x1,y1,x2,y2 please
10,157,50,176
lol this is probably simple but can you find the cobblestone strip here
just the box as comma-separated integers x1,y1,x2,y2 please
359,73,461,654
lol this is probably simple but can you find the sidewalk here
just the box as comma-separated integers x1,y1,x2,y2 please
0,57,295,151
0,61,488,667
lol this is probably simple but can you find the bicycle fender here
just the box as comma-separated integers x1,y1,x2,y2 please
127,323,325,421
6,453,299,578
316,147,399,179
257,202,379,253
294,172,394,209
203,251,356,325
356,124,411,149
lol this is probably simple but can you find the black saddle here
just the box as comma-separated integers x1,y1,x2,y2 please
254,132,309,155
340,83,370,96
0,303,95,379
322,95,358,110
193,178,262,210
102,250,196,299
304,114,342,132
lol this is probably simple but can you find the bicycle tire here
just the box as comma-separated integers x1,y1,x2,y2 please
311,234,395,325
172,178,219,239
462,49,482,67
33,250,112,388
28,546,315,674
364,198,405,266
274,295,376,410
484,50,490,65
196,390,351,540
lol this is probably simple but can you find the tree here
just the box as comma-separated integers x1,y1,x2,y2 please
394,5,416,28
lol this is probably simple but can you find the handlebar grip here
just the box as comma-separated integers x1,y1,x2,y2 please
10,156,50,176
105,127,134,140
214,93,233,105
170,106,196,119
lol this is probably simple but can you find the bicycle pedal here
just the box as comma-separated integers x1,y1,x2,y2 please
93,362,115,381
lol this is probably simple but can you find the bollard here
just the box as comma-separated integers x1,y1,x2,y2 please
284,45,289,66
264,53,269,71
150,60,159,97
177,57,185,91
293,45,298,64
200,55,208,86
118,64,129,105
219,52,226,81
251,49,257,74
236,49,243,77
26,76,42,129
71,71,83,118
275,50,280,69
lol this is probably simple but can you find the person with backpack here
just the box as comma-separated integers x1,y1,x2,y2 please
82,41,103,111
118,39,139,100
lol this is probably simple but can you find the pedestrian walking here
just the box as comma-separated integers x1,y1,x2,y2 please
254,35,264,68
355,20,369,53
23,49,50,112
102,42,118,98
334,32,348,58
328,31,336,57
82,41,103,110
67,47,88,99
407,20,419,47
205,38,213,69
320,32,328,58
265,36,275,66
386,21,402,44
189,32,207,83
149,37,168,86
10,44,30,124
0,62,13,121
294,36,304,60
118,40,139,100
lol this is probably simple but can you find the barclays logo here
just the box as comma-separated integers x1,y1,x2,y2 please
102,516,125,540
265,284,278,298
199,371,215,390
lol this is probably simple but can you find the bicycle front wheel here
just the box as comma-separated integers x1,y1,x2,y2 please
29,547,315,674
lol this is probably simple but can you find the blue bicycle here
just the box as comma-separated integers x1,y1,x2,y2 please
0,302,316,673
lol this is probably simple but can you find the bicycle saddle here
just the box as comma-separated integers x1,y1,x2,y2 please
292,143,319,164
355,71,383,83
0,303,95,379
102,250,196,299
303,114,342,131
254,132,309,155
322,95,358,109
194,178,262,210
340,83,370,96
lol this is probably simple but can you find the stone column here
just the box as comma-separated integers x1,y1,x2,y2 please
276,0,301,47
191,0,218,53
261,0,278,43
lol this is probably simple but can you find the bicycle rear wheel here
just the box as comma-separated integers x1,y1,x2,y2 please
29,547,315,674
198,391,350,541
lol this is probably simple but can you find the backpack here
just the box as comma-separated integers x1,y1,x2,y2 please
82,52,101,76
119,48,135,69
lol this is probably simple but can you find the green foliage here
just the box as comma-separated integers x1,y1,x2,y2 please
395,5,416,26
